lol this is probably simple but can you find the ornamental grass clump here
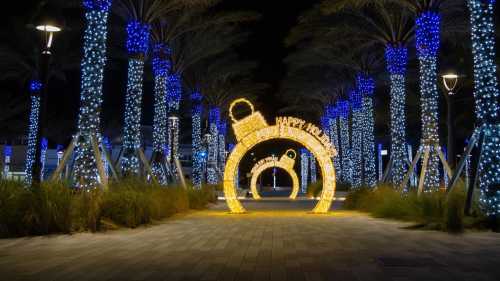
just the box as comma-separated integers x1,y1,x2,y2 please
344,183,474,233
0,178,214,237
101,178,190,228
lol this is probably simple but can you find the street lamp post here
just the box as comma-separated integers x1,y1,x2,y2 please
441,73,460,169
31,23,61,187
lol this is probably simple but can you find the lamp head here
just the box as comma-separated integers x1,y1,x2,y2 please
442,73,459,93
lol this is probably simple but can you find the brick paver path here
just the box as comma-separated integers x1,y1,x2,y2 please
1,199,499,281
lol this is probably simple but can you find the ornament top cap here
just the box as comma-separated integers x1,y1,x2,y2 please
229,98,255,123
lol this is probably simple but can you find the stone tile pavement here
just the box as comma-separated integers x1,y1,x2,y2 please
0,200,499,281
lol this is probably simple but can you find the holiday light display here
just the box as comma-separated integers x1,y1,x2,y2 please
218,121,227,178
385,45,409,186
73,0,112,188
357,74,377,187
166,73,182,163
337,100,351,184
250,150,299,200
300,148,309,193
167,116,179,161
207,107,220,184
223,98,337,214
327,105,341,181
40,138,48,180
310,151,317,183
24,80,42,185
468,0,500,215
151,43,170,184
350,90,363,188
191,91,203,188
416,11,441,190
121,20,150,175
3,145,12,178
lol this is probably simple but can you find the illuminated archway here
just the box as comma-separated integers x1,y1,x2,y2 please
250,150,299,200
224,99,337,214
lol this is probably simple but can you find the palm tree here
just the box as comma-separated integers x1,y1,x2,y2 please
466,0,500,218
181,11,258,187
114,0,216,176
0,15,75,186
187,56,263,184
73,0,113,188
296,1,414,187
155,11,258,180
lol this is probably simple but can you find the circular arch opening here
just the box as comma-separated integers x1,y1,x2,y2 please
250,162,299,200
224,98,337,214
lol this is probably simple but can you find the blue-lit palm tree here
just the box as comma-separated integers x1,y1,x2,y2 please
466,0,500,218
114,0,216,176
288,1,414,187
319,2,414,187
73,0,113,188
182,21,257,187
0,15,74,186
191,57,263,184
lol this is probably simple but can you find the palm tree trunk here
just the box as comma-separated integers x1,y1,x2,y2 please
338,101,351,184
207,107,220,185
166,73,182,165
24,81,41,186
121,57,145,175
191,94,203,188
416,12,441,190
467,0,500,217
218,122,227,180
329,116,341,181
351,109,364,188
300,149,309,193
385,45,409,187
151,44,169,184
73,0,112,188
362,96,377,187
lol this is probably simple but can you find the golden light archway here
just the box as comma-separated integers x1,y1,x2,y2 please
224,98,337,214
250,150,299,200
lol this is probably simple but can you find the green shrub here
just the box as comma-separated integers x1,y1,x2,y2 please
0,180,32,237
0,177,217,236
344,182,483,232
444,186,466,233
101,178,191,228
188,185,216,209
71,189,102,232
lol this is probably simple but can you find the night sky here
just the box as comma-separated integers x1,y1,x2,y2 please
221,0,318,119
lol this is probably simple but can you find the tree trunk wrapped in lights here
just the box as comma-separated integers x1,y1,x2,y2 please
337,100,351,184
467,0,500,216
24,80,42,186
218,121,227,179
327,106,341,181
40,138,48,180
191,91,203,188
166,73,182,164
416,11,441,190
207,107,220,185
121,20,150,176
151,43,170,184
73,0,112,188
385,45,409,186
357,73,377,187
300,148,309,193
310,152,317,183
350,90,364,188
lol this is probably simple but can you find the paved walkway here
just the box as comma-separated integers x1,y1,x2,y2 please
1,200,499,281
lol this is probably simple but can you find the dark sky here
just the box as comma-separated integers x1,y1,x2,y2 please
221,0,317,119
